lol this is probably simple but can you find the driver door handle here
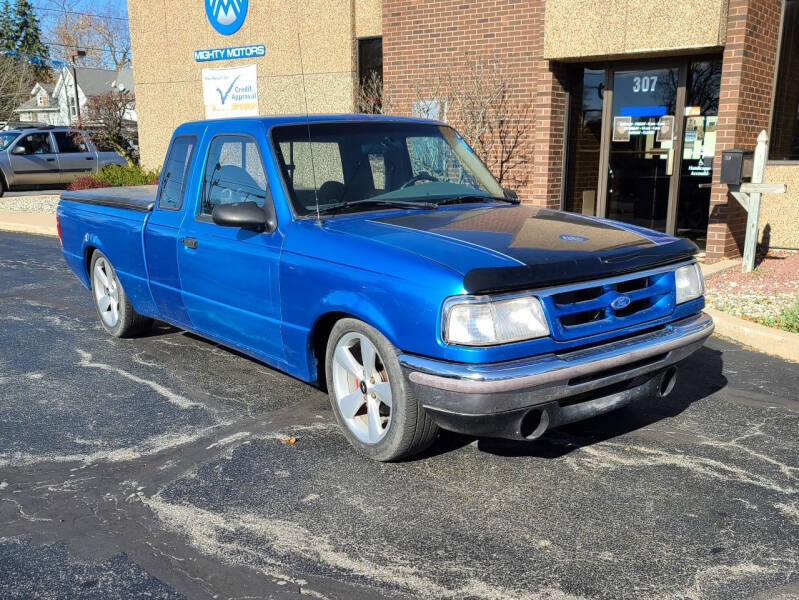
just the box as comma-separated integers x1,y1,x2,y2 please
182,237,197,249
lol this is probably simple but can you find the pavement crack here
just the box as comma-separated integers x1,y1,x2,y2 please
75,348,202,410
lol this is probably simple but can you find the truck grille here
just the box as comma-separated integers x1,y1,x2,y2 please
538,268,677,341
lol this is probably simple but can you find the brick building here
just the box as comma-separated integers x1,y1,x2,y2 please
128,0,799,261
382,0,798,261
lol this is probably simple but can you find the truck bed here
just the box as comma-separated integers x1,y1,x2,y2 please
60,185,157,213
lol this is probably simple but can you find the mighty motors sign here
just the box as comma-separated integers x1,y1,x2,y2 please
195,0,264,63
205,0,248,35
199,0,260,117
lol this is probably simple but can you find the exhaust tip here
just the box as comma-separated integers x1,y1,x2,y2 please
519,408,550,440
658,366,678,398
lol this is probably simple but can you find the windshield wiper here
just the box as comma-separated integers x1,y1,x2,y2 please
316,198,437,215
433,194,517,207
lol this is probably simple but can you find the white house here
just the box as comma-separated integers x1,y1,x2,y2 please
13,82,60,125
15,66,136,126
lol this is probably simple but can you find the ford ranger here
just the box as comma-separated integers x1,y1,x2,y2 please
57,115,714,461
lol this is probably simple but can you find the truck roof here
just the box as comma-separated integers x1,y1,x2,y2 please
174,114,445,136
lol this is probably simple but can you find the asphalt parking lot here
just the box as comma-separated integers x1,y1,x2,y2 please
0,230,797,600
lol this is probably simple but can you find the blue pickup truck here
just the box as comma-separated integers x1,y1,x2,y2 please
57,114,713,461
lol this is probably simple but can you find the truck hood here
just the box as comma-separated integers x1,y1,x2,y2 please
327,205,698,293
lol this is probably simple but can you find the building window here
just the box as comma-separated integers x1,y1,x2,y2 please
68,97,76,118
356,37,383,113
37,94,48,107
357,37,382,85
770,0,799,160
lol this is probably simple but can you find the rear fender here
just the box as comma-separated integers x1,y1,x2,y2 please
79,226,157,319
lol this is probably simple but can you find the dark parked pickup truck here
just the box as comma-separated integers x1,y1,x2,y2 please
57,115,714,461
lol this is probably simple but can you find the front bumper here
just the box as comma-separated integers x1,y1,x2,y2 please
399,312,714,440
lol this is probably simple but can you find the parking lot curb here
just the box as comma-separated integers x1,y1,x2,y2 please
706,306,799,363
0,210,57,236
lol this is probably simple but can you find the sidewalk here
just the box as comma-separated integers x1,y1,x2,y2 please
0,210,57,236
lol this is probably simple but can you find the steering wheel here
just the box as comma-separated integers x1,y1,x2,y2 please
399,172,439,189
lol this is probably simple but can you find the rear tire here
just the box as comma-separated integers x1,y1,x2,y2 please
325,318,439,461
90,250,152,338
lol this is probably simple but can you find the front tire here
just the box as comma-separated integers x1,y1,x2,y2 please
90,250,152,338
325,318,439,461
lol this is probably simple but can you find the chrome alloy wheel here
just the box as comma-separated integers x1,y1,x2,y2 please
331,332,392,444
92,256,120,327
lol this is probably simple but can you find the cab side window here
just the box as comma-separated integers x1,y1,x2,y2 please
16,133,52,155
158,135,196,210
201,135,267,216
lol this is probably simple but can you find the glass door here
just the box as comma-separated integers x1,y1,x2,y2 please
675,60,722,248
604,67,680,232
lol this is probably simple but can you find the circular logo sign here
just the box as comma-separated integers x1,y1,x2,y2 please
610,295,632,311
205,0,248,35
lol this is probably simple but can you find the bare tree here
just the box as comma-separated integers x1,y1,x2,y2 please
76,90,137,165
362,59,532,189
0,55,37,123
43,0,130,69
414,60,532,189
356,71,392,115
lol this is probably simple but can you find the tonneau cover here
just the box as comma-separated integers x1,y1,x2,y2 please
60,185,157,212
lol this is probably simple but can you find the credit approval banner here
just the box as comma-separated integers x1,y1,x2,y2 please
202,64,259,119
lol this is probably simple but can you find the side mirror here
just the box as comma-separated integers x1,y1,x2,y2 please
11,145,27,155
502,187,520,203
212,201,275,232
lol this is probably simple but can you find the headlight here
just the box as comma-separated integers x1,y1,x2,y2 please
444,295,549,346
675,263,704,304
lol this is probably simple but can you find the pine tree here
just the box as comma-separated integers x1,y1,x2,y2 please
11,0,48,65
0,0,15,52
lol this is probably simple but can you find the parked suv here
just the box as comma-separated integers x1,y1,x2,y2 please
0,126,127,195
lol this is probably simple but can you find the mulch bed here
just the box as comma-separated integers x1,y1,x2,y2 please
705,251,799,325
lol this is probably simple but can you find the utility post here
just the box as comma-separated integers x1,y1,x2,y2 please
727,130,787,273
69,50,86,123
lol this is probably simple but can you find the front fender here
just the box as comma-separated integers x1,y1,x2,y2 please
313,290,401,346
282,294,402,384
280,268,421,382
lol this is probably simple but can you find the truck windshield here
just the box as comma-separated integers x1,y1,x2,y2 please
0,132,19,150
271,121,506,216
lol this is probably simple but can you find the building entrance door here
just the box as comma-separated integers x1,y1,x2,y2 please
604,67,680,233
565,59,722,248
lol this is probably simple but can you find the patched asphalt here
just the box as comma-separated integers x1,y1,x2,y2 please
0,231,797,600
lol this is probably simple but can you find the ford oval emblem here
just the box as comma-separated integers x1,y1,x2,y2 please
611,295,632,310
560,234,589,242
206,0,248,35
